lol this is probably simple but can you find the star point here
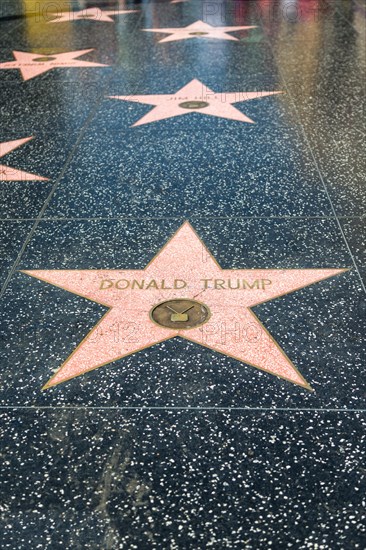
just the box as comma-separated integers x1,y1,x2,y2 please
108,79,283,127
22,223,347,391
0,137,48,181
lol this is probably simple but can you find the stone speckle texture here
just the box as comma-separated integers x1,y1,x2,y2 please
0,0,365,547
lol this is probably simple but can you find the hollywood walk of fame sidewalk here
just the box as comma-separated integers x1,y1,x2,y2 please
0,0,365,547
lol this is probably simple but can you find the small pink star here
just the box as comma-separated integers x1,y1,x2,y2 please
47,7,138,24
143,20,257,43
0,49,108,81
108,79,283,127
0,137,48,182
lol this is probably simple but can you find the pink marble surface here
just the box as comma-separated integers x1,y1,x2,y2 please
142,20,257,43
22,223,347,390
109,79,283,127
47,7,138,24
0,50,108,81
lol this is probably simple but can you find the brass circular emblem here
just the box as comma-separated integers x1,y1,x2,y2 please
150,299,210,330
33,56,56,62
189,31,209,36
178,100,209,110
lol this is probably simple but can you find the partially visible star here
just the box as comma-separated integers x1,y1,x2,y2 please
47,7,138,24
143,20,257,43
108,78,283,127
0,137,48,181
22,222,347,390
0,49,108,81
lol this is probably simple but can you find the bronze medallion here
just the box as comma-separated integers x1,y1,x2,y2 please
178,100,209,110
150,299,211,330
189,32,209,36
33,56,57,62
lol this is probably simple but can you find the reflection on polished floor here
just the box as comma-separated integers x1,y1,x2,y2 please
0,0,365,547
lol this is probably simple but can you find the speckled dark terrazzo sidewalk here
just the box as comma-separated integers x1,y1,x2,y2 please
0,1,365,549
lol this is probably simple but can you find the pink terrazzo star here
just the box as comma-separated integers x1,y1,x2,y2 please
108,79,283,126
143,20,257,43
0,137,48,181
0,49,108,81
22,223,347,390
47,7,138,23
